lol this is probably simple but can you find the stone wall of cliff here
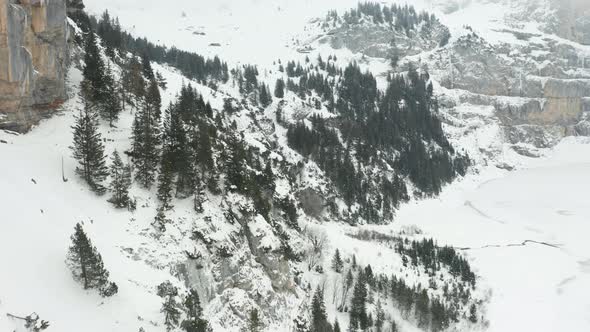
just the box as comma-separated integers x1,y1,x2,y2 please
0,0,70,132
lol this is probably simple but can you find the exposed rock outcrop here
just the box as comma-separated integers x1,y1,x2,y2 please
0,0,70,132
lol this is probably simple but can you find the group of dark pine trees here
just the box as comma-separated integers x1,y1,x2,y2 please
156,281,209,332
307,247,478,332
327,2,438,35
284,57,469,224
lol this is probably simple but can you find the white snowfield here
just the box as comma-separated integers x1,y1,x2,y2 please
393,138,590,332
1,0,590,331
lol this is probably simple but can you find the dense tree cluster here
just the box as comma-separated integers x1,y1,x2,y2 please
285,59,469,224
340,2,437,34
95,11,228,83
157,84,216,203
341,262,477,332
395,239,476,286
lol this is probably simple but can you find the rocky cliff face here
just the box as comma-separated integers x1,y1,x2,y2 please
0,0,70,132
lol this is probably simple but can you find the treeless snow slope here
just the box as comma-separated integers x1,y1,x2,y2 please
82,0,435,66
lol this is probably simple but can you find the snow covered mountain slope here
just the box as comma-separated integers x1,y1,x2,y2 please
1,1,590,332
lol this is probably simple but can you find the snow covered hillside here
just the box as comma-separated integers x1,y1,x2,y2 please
1,1,590,332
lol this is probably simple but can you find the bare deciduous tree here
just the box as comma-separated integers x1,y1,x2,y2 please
304,226,328,271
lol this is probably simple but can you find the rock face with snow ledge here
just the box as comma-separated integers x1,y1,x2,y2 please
0,0,70,132
304,1,590,149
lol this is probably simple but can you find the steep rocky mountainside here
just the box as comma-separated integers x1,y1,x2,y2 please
1,1,589,332
301,0,590,151
0,0,70,132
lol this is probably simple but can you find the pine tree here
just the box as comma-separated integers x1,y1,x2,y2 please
66,223,117,296
375,299,385,332
333,319,340,332
224,134,247,192
142,53,155,80
71,99,109,194
389,320,398,332
156,71,168,90
123,58,146,107
311,287,331,332
259,84,273,107
157,153,174,210
469,304,477,323
332,249,343,273
261,161,275,192
160,102,194,197
293,312,310,332
108,150,132,208
81,31,106,105
248,308,261,332
274,78,285,98
101,63,122,126
181,289,208,332
161,291,181,331
349,271,368,330
195,122,214,175
153,207,168,232
146,78,163,121
132,100,160,188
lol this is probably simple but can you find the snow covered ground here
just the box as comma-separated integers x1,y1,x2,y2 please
391,137,590,332
4,89,588,331
2,1,590,331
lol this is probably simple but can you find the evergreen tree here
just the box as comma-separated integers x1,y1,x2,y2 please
333,319,340,332
195,122,214,175
388,38,400,69
181,289,208,332
163,104,192,198
81,31,106,105
389,320,398,332
123,58,146,107
157,156,174,210
375,299,385,332
153,207,168,232
156,71,168,90
132,100,160,188
71,99,109,194
349,271,368,330
274,78,285,98
248,308,261,332
66,223,118,296
469,304,477,323
293,312,311,332
311,287,331,332
108,150,132,208
146,78,163,121
224,134,247,192
161,292,181,331
332,249,343,273
142,53,155,80
101,63,122,126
